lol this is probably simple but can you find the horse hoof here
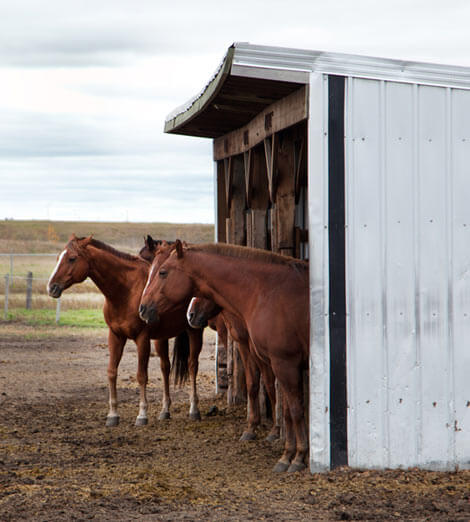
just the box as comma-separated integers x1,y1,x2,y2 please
287,461,306,473
106,416,119,427
265,432,279,443
135,417,148,426
159,412,171,420
272,461,290,473
189,412,201,421
239,431,256,441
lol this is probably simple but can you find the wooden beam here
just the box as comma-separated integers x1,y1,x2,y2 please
224,157,233,212
263,134,278,204
243,150,252,209
216,161,227,243
213,86,308,161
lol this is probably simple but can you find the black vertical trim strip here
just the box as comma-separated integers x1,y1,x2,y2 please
328,75,348,468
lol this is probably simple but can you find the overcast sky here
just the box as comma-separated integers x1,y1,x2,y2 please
1,1,469,223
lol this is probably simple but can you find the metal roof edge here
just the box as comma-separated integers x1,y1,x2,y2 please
232,43,470,90
164,43,470,135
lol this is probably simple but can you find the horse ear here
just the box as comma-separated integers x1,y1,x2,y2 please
145,235,157,251
82,235,93,246
175,239,184,259
70,233,78,241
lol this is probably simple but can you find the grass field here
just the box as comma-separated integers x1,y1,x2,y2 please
0,219,214,326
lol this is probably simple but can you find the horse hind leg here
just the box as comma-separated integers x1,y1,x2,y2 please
106,331,126,427
286,401,308,473
276,364,308,472
272,393,297,472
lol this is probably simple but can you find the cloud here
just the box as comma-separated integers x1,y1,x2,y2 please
2,0,470,224
0,153,214,222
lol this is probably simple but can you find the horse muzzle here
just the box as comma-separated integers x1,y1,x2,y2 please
139,303,159,325
186,311,207,329
48,282,63,298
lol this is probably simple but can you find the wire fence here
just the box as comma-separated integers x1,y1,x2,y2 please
1,253,102,324
3,273,61,322
0,252,57,278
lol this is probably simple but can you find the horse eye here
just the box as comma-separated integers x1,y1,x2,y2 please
159,269,168,278
69,257,77,263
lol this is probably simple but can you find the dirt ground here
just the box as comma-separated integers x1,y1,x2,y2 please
0,326,469,521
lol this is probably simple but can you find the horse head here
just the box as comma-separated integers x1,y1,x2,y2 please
47,234,93,298
138,235,175,264
139,239,192,325
186,297,221,329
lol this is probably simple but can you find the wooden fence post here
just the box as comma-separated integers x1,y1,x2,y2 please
26,272,33,309
4,274,9,320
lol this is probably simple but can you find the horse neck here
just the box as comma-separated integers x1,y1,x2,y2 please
86,246,144,300
185,250,267,317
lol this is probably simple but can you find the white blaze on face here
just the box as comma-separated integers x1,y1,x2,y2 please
47,250,67,293
187,297,197,324
143,263,157,295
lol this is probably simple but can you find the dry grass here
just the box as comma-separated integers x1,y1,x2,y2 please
0,219,214,253
0,219,214,313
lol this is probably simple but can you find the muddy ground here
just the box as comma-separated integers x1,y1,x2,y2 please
0,327,469,521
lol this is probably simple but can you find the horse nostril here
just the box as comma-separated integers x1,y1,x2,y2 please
48,283,62,298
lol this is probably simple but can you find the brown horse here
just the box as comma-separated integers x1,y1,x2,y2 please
139,241,309,472
47,235,204,426
187,297,279,442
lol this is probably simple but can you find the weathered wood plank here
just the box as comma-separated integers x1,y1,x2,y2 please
213,86,308,160
216,161,227,243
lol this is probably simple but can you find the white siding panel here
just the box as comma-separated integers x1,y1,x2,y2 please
345,78,470,470
451,89,470,469
416,86,452,469
384,82,419,468
346,78,385,468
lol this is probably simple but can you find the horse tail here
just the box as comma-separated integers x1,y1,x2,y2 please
171,330,190,386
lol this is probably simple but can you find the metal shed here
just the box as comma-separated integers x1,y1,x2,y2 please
165,43,470,472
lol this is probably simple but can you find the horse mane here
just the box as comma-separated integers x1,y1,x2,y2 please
70,237,141,262
188,243,308,271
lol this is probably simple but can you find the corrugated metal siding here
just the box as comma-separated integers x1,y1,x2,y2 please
345,77,470,470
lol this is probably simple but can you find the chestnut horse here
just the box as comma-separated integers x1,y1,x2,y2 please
141,236,279,441
47,235,204,426
139,241,309,472
187,297,279,442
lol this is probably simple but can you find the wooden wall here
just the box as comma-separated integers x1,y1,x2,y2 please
214,105,308,423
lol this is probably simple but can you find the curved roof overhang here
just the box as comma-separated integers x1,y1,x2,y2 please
165,43,470,140
163,44,308,138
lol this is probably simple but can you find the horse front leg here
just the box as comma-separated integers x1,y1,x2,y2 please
135,333,151,426
259,361,280,442
155,339,171,420
238,342,260,441
106,330,126,427
188,329,203,420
